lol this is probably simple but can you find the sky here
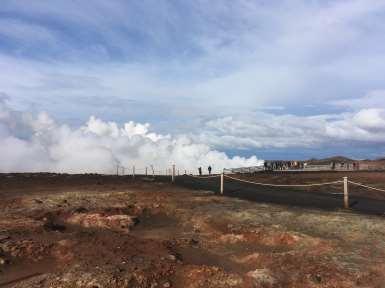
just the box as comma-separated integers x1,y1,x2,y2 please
1,0,385,173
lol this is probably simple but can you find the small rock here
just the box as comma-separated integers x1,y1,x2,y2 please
166,254,176,261
246,269,276,286
163,281,171,288
0,257,9,265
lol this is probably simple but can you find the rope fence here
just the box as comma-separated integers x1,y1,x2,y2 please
182,172,385,210
113,163,385,210
348,180,385,193
224,175,342,187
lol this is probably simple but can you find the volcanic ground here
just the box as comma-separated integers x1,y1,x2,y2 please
1,173,385,287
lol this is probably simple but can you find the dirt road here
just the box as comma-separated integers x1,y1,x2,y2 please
1,173,385,287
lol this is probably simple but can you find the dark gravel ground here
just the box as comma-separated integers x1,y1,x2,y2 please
175,172,385,215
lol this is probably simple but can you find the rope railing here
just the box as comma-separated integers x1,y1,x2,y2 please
224,175,342,187
187,173,385,210
111,163,385,211
185,173,350,208
348,180,385,193
115,164,192,179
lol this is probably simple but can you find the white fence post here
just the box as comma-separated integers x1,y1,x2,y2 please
343,177,349,209
132,166,135,179
172,164,175,183
220,173,224,195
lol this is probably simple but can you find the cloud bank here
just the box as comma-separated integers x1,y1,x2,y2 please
3,91,385,174
0,99,262,173
197,107,385,150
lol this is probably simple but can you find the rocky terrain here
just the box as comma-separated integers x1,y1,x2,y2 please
1,173,385,287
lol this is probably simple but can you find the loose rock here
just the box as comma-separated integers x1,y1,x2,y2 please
246,269,276,287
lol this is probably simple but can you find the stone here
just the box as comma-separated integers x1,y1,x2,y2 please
66,213,137,233
166,254,176,261
0,256,9,265
246,269,276,287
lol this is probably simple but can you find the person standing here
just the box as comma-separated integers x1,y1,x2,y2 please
198,167,202,176
208,166,212,175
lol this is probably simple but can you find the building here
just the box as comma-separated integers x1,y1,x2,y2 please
264,157,361,171
358,159,385,171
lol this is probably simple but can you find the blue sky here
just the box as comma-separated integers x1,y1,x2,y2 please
2,0,385,164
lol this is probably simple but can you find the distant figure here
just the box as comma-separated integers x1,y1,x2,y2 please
198,167,202,176
208,166,212,175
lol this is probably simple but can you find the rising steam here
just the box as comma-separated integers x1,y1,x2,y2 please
0,99,262,174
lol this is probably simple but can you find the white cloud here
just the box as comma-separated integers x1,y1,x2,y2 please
352,109,385,131
0,99,262,173
196,108,385,150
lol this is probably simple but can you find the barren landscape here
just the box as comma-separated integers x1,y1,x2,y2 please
1,173,385,287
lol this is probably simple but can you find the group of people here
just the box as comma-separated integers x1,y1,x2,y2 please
198,166,212,175
264,161,304,171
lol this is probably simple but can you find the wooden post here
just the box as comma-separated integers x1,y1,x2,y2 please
132,166,135,179
343,176,349,209
184,169,187,175
172,164,175,183
116,165,119,176
145,167,148,176
220,173,224,195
